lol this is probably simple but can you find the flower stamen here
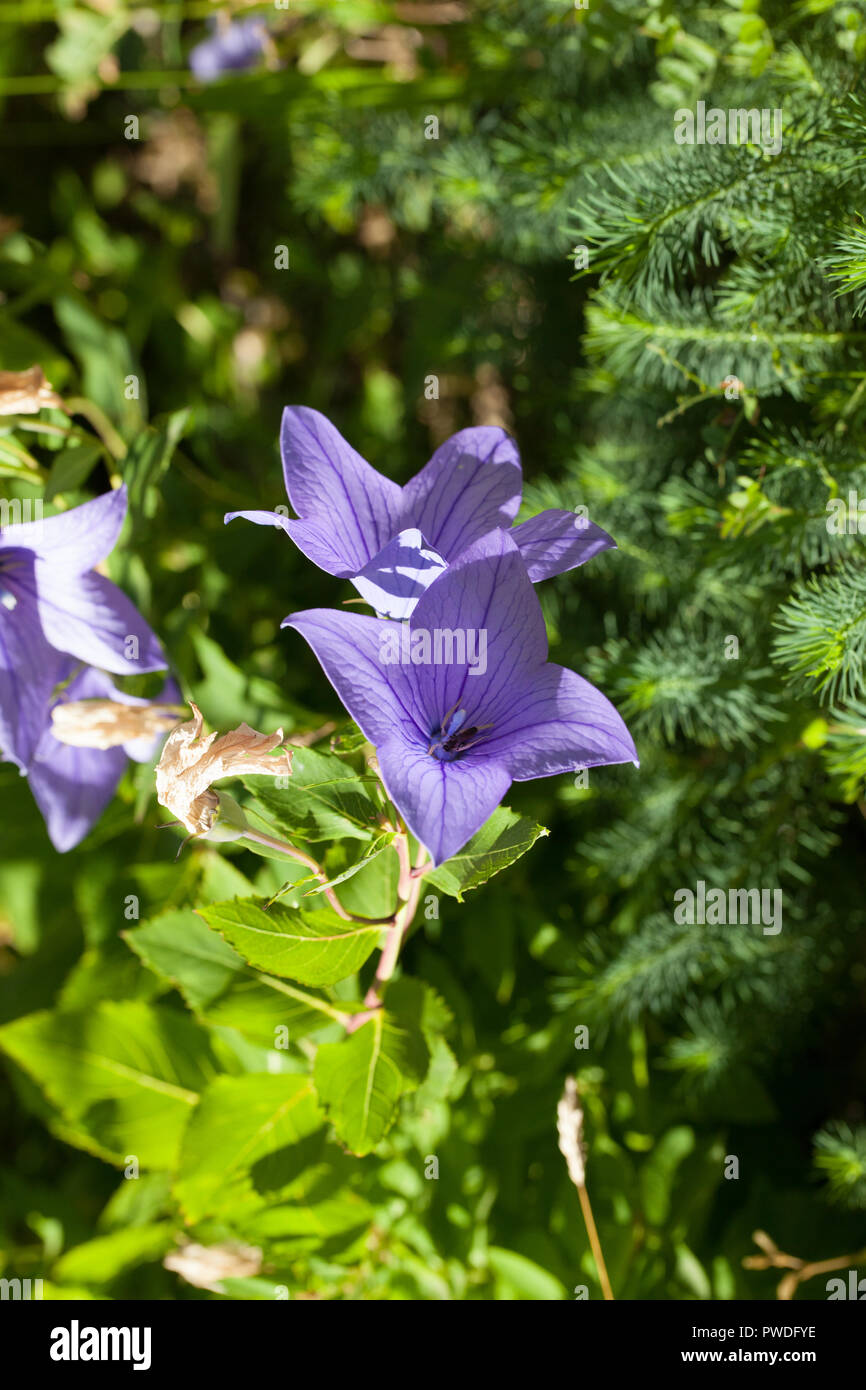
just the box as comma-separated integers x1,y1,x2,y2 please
427,707,493,761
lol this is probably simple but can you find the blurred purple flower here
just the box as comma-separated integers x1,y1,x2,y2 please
0,485,166,771
190,17,268,83
26,661,181,853
225,406,616,619
285,529,637,866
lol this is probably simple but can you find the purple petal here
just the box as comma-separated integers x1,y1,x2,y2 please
225,508,293,535
190,18,267,82
0,486,127,572
282,518,366,578
377,734,511,866
0,595,64,770
283,608,425,748
511,509,616,582
60,664,115,701
224,507,357,577
22,569,166,676
484,664,638,778
280,407,403,573
351,529,448,619
406,528,548,737
399,427,522,560
27,731,127,852
26,665,181,849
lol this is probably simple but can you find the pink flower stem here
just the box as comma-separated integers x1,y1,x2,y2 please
239,826,393,925
356,836,428,1017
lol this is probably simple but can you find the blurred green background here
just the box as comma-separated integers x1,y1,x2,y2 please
1,0,866,1300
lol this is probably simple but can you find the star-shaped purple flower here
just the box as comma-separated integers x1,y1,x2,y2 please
284,530,637,866
26,661,180,853
226,406,615,619
0,485,166,770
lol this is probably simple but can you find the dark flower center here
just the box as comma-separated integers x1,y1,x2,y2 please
427,706,492,762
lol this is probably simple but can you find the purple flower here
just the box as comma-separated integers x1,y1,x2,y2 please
284,529,637,866
0,485,166,770
225,407,615,619
26,661,180,853
189,17,268,83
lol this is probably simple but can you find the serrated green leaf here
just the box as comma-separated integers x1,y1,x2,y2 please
125,908,350,1043
306,832,396,896
425,806,547,899
324,833,401,920
246,746,384,844
313,979,429,1155
198,895,384,987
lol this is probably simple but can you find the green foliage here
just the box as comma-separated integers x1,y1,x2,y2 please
199,896,385,987
425,807,547,900
245,748,385,844
0,1002,218,1167
313,979,432,1155
814,1122,866,1211
1,0,865,1304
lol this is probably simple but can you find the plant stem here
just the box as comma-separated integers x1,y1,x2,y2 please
361,838,427,1012
239,826,392,925
557,1076,615,1300
577,1183,615,1302
64,397,128,464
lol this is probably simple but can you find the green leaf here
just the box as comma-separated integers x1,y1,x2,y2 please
323,834,401,920
174,1073,323,1223
125,908,350,1042
52,1223,175,1287
198,896,384,987
185,627,318,734
425,806,548,900
197,850,258,904
306,832,396,895
247,1192,373,1240
328,722,369,754
123,409,189,523
0,1001,218,1167
640,1126,696,1227
99,1173,173,1232
313,979,429,1155
39,1282,109,1302
59,939,163,1010
54,295,138,428
44,439,103,501
216,1277,289,1300
245,746,384,844
487,1247,568,1301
